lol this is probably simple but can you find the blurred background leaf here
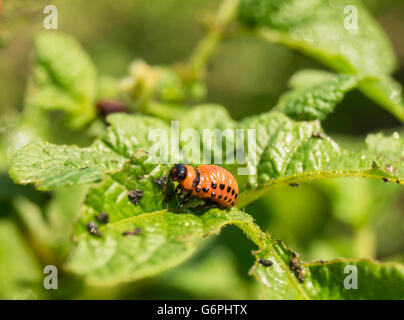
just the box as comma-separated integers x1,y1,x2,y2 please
0,0,404,299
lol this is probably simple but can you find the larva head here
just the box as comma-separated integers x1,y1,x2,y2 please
169,164,187,181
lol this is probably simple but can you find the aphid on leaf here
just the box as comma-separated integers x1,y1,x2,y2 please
87,222,102,237
95,212,109,224
153,176,168,193
128,189,143,205
289,251,305,282
259,258,273,267
289,183,299,187
382,177,389,183
122,227,142,236
312,131,326,139
169,164,239,208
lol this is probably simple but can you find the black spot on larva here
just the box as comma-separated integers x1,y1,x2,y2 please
224,196,228,201
212,182,217,189
220,183,225,190
259,258,273,267
192,168,200,187
87,222,102,237
203,187,209,193
211,192,216,197
218,195,222,199
95,212,109,224
227,186,231,192
231,189,235,195
228,198,232,202
195,187,201,193
235,193,238,199
128,189,143,205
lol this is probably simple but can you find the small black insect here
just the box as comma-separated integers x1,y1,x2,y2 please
79,166,89,171
289,183,299,187
289,251,305,282
382,177,389,183
259,258,273,267
95,212,109,224
87,222,102,237
312,132,326,139
122,227,142,236
153,176,168,193
396,179,401,184
128,189,144,205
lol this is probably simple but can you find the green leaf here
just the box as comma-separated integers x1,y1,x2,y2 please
239,0,404,121
239,0,396,75
11,107,404,205
238,112,404,207
9,140,126,190
8,114,172,190
251,238,404,299
25,32,97,128
359,76,404,123
65,153,264,284
13,185,89,247
9,107,404,286
274,70,358,120
0,219,43,299
365,131,404,176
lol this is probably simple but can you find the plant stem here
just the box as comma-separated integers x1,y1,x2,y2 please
353,225,376,258
187,0,240,79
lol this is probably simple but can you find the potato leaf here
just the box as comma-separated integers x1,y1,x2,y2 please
25,32,97,129
64,151,265,285
274,71,358,120
238,111,404,207
9,107,404,287
0,220,43,299
252,238,404,299
239,0,404,122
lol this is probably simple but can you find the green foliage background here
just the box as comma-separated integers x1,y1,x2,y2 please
1,0,404,299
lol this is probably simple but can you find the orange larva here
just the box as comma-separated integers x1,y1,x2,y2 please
169,164,239,208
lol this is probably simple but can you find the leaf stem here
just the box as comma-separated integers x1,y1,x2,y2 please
237,169,404,208
186,0,240,79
